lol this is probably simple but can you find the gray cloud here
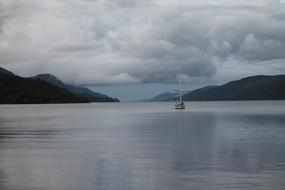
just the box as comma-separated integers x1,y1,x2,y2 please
104,0,153,9
0,0,285,85
53,43,96,52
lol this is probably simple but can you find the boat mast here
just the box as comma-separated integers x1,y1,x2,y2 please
179,67,182,103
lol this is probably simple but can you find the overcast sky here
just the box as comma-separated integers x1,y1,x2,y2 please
1,0,285,100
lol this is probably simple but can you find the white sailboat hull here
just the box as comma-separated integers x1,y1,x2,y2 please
175,102,185,110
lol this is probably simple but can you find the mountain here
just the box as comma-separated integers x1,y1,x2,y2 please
183,75,285,101
31,74,66,88
147,90,191,102
65,84,119,102
0,67,88,104
0,67,15,76
31,74,119,102
148,91,179,102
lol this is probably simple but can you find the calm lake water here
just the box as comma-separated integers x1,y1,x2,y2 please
0,101,285,190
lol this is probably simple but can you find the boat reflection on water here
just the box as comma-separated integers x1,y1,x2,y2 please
176,109,184,140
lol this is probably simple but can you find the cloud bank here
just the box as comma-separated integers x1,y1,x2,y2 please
1,0,285,85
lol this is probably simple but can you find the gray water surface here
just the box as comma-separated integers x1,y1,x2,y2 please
0,101,285,190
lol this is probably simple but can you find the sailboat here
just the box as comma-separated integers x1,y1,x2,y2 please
175,69,185,110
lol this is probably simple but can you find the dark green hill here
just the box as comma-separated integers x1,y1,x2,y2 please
183,75,285,101
0,68,88,104
31,74,119,102
0,67,15,76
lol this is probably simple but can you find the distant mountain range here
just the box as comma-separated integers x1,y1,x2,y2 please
148,75,285,101
148,91,179,101
31,74,119,102
2,65,285,104
148,91,189,102
0,67,88,104
0,67,119,104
